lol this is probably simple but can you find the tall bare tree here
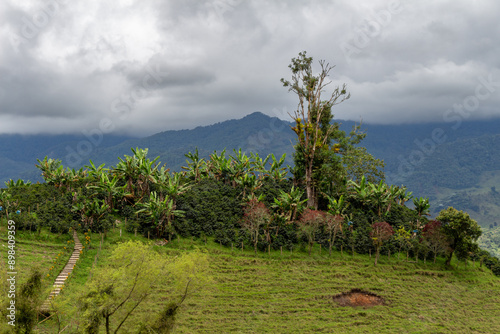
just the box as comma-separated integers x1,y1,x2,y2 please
281,51,350,208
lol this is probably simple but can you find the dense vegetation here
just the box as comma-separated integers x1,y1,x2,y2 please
1,145,498,272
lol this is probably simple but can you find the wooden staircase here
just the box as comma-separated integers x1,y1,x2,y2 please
40,231,82,313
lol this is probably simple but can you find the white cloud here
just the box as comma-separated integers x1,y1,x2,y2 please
0,0,499,135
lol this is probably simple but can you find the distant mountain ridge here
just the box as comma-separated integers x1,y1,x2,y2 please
2,112,500,228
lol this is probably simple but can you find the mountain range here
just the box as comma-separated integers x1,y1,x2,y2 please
1,111,500,228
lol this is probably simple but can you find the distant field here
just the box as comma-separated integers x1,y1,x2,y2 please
431,170,500,226
3,227,497,334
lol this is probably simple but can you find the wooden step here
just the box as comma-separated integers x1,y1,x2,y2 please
41,231,83,314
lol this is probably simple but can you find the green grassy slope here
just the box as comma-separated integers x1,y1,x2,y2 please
7,228,499,334
175,245,500,333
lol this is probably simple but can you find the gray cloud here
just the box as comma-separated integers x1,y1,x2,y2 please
0,0,499,135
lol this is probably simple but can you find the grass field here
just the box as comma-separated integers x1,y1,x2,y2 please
2,226,500,333
0,225,72,298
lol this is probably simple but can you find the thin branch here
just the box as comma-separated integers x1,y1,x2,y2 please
113,293,148,334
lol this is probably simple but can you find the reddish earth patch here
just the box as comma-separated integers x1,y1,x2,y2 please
333,289,386,307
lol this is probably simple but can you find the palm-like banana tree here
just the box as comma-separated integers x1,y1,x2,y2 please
114,155,137,198
4,179,32,188
208,149,231,183
267,153,288,182
113,148,157,200
272,186,307,224
326,194,348,217
61,167,87,193
235,173,262,198
35,156,62,184
413,197,430,217
89,173,128,211
85,160,106,179
152,166,170,192
348,175,371,205
182,148,207,183
162,172,191,201
399,189,413,206
229,149,251,186
72,197,110,230
138,153,159,199
136,192,185,240
249,152,270,177
369,180,391,218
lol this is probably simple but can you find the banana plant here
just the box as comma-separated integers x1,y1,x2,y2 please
162,172,192,202
268,153,288,182
136,192,185,240
249,152,270,176
85,160,106,179
35,156,62,184
347,175,371,205
137,153,159,199
208,149,231,183
112,148,156,199
272,186,307,224
229,149,251,185
4,179,31,188
236,173,262,198
369,180,391,218
72,197,110,230
89,173,128,211
326,194,349,217
413,197,430,217
182,148,207,182
395,186,413,206
246,192,266,203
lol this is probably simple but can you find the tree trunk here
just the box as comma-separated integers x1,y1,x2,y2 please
445,250,454,266
375,247,379,266
305,163,317,209
106,314,110,334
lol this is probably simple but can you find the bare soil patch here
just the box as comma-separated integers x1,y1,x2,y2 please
333,289,386,307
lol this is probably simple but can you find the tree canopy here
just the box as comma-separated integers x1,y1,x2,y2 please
436,207,482,266
281,51,383,209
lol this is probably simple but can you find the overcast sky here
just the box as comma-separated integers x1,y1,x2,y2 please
0,0,499,136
